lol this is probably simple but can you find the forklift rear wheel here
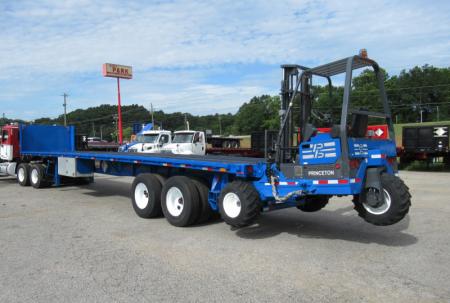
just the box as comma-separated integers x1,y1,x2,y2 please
353,173,411,226
131,174,163,218
297,196,329,212
30,164,49,189
17,163,30,186
218,181,261,228
161,176,200,227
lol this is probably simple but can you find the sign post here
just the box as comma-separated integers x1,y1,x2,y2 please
102,63,133,144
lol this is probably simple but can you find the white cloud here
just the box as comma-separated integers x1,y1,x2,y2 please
0,0,449,119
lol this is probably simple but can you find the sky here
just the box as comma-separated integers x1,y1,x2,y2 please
0,0,449,120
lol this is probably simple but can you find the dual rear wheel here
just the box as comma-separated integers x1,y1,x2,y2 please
131,174,261,228
16,163,49,188
131,174,215,227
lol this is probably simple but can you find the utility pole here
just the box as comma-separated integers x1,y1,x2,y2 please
437,105,440,122
218,115,222,135
62,93,69,126
92,122,96,137
184,114,189,130
100,125,103,141
150,103,155,126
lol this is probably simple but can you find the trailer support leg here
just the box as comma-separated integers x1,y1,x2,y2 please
53,159,61,186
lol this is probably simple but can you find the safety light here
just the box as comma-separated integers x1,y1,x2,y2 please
359,49,368,58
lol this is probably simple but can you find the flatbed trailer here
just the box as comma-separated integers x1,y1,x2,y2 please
1,54,411,229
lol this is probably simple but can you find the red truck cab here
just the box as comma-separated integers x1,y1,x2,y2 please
0,124,20,161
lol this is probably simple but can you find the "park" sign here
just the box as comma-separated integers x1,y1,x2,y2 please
102,63,133,79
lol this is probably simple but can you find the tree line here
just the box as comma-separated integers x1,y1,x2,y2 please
1,64,449,141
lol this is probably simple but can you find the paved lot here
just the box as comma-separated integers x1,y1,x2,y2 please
1,171,449,302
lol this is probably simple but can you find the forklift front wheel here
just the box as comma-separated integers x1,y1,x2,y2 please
353,174,411,226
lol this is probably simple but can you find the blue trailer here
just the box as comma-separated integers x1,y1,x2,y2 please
2,55,411,228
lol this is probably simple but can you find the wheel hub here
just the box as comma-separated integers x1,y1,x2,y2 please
31,169,39,185
223,192,242,218
166,187,184,217
363,188,391,215
135,183,150,209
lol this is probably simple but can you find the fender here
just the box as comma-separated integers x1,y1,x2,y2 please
364,167,385,190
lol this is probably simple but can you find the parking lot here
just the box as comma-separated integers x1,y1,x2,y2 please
1,171,449,302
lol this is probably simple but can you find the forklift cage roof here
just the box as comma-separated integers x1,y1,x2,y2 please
305,56,379,78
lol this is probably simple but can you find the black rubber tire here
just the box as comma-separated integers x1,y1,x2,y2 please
353,173,411,226
17,163,30,186
297,196,329,212
161,176,200,227
131,174,163,218
30,164,49,189
218,181,261,228
192,178,213,224
153,174,166,186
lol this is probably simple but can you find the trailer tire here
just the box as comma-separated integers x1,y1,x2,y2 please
30,164,49,189
17,163,31,186
192,178,212,224
161,176,200,227
218,181,261,228
131,174,163,218
297,196,329,212
353,173,411,226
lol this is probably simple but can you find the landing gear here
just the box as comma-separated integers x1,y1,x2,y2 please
353,174,411,226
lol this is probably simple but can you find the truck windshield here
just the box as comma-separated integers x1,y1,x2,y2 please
173,133,194,143
136,134,159,143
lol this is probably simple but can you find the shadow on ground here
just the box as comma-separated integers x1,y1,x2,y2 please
235,205,416,247
53,177,417,246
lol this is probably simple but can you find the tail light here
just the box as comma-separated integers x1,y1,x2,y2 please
349,159,361,169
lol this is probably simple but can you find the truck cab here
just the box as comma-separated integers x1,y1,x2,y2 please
162,130,206,155
121,130,172,153
0,124,20,176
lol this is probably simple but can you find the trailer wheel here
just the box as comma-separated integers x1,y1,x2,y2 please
297,196,329,212
161,176,200,227
131,174,163,218
192,179,213,224
30,164,49,189
17,163,30,186
218,181,261,228
353,173,411,226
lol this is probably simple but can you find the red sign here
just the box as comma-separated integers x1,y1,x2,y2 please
102,63,132,79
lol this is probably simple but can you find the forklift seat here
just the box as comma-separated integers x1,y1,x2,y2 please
349,112,368,138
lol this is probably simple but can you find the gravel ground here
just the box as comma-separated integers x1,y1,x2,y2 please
1,171,449,302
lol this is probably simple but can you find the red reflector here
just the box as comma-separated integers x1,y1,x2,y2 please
349,159,360,169
338,179,349,184
246,165,254,175
318,180,328,185
335,163,341,169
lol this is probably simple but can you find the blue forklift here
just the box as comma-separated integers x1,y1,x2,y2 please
5,54,411,228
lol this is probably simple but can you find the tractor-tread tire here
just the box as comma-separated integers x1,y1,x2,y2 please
131,174,163,218
297,196,329,212
353,173,411,226
161,176,200,227
17,163,31,186
218,181,261,228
